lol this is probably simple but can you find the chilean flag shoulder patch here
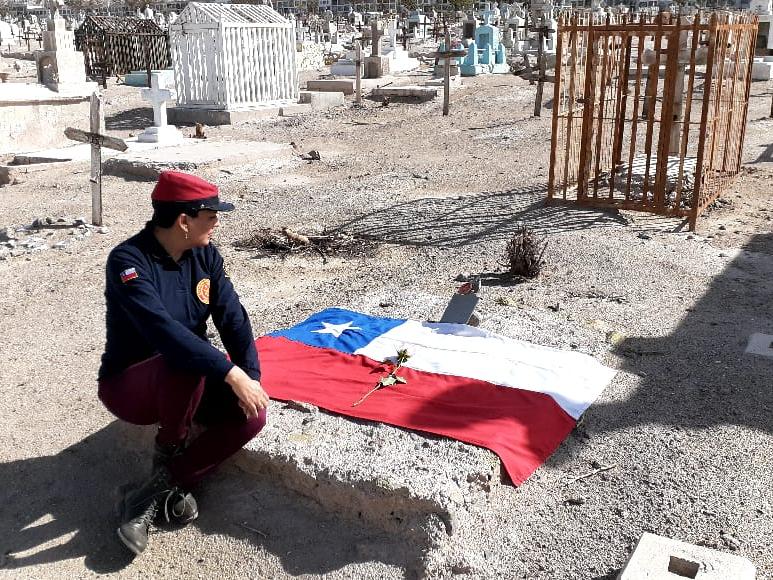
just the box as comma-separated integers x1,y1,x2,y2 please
120,267,138,283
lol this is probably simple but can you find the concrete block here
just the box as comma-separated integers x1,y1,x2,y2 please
364,55,390,79
618,533,756,580
278,103,313,116
306,79,355,95
298,90,345,109
751,59,773,81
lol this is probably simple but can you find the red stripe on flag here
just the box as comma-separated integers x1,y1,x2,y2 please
256,335,576,485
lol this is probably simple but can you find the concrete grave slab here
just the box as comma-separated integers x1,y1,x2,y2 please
237,402,499,557
306,79,354,95
167,104,295,126
2,139,184,185
618,533,756,580
103,140,294,180
744,333,773,359
278,104,313,117
370,85,438,102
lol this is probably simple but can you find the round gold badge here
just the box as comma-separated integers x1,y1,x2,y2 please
196,278,210,304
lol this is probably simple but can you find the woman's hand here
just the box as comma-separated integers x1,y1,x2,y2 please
225,366,270,418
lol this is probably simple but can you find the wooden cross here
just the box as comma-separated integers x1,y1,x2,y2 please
64,92,127,227
431,30,466,117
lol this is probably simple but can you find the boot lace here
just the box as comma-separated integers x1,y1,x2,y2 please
161,488,190,523
137,498,159,528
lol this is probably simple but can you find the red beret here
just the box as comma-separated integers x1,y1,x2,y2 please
151,171,234,211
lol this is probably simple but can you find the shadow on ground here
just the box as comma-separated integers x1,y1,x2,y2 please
0,421,424,576
106,107,153,131
555,231,773,459
334,185,629,247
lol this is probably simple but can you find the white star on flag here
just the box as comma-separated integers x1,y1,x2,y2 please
312,321,361,338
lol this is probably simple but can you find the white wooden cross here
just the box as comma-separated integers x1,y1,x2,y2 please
138,73,182,144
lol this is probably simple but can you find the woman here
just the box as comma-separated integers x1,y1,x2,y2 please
97,171,270,555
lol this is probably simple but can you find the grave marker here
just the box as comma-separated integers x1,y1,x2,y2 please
138,72,183,144
64,92,127,227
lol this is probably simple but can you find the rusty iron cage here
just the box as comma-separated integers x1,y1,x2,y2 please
74,16,171,86
548,11,759,230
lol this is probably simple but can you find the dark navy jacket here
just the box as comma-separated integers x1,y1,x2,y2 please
98,222,260,382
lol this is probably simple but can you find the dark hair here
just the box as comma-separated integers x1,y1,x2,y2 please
151,201,200,228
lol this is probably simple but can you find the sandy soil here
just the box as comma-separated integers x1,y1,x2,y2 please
1,55,772,579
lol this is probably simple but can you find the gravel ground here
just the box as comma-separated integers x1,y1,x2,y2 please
1,57,772,579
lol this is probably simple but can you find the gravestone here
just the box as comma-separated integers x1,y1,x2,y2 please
34,13,92,93
0,21,16,49
138,73,183,144
439,279,482,325
461,9,508,76
379,18,418,73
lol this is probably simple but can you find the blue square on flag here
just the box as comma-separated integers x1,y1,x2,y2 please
269,308,404,354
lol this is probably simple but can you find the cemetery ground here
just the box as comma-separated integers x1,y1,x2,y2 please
1,64,772,579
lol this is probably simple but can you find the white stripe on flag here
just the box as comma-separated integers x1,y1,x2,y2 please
354,320,616,420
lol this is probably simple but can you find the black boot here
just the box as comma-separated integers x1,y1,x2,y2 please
117,467,172,555
151,441,199,525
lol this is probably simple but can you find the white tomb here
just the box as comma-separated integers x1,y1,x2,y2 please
34,13,95,94
381,19,418,73
169,2,298,116
138,72,184,144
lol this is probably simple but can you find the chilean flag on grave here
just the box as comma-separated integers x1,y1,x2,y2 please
256,308,616,485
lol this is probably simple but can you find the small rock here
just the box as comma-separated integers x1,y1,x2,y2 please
719,253,728,258
97,226,109,234
74,217,87,226
718,225,726,230
686,235,694,240
495,296,517,307
547,303,560,312
637,232,652,240
720,531,741,551
0,227,15,242
606,331,626,346
378,301,393,308
588,319,609,332
53,241,68,249
564,497,585,506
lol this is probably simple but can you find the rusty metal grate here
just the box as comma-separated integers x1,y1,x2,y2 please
548,11,758,230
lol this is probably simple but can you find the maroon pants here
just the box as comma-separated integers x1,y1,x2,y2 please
98,354,266,489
